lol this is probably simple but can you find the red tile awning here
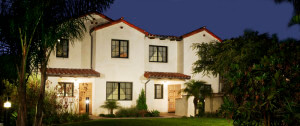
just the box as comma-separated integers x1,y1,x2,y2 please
144,71,191,79
47,68,100,77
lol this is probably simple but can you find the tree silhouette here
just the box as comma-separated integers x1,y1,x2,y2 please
0,0,114,125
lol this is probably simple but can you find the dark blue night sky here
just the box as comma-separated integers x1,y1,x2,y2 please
103,0,299,40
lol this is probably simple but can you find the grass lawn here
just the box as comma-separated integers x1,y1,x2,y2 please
59,117,233,126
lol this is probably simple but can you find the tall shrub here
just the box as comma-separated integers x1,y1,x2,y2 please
136,89,147,110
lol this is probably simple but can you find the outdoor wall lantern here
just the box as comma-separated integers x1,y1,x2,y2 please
86,97,89,114
3,97,11,108
3,97,11,126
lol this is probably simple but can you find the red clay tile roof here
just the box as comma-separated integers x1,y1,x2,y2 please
47,68,100,77
181,26,222,42
144,71,191,79
89,13,221,42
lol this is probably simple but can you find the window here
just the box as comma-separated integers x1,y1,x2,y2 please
111,39,129,58
149,45,167,62
56,39,69,58
203,84,212,93
155,84,163,99
106,82,132,100
57,82,74,97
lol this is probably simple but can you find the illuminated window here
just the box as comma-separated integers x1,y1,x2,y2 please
106,82,132,100
57,82,74,97
111,39,129,58
149,45,167,62
56,39,69,58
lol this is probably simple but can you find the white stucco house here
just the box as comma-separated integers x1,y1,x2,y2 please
45,12,223,116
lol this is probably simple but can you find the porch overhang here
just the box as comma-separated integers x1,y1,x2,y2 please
46,68,100,77
144,71,191,79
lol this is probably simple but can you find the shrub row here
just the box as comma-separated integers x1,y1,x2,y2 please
99,107,160,118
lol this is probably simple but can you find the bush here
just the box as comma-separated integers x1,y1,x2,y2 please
1,76,90,125
115,107,139,117
99,114,106,117
147,110,160,117
115,107,161,117
99,113,115,118
136,89,147,110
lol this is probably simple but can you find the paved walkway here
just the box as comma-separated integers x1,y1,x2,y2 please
89,113,182,120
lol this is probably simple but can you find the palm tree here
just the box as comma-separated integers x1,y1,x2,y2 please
101,100,120,115
182,80,212,116
1,0,115,125
33,1,114,125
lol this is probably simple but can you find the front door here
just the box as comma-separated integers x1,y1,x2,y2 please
168,84,181,113
79,83,92,114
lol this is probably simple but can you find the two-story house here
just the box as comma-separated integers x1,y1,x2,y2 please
45,12,223,116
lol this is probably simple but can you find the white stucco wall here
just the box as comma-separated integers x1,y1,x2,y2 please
47,14,111,69
175,95,195,117
144,38,179,72
182,31,220,93
92,22,146,114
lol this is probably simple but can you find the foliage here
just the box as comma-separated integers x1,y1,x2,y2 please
193,30,300,125
0,0,115,125
147,110,160,117
99,114,116,118
136,89,148,111
182,80,212,116
101,100,120,114
218,97,235,119
115,107,139,117
114,107,160,117
0,76,89,125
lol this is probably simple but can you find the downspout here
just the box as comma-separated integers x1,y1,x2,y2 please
90,31,93,69
144,79,151,99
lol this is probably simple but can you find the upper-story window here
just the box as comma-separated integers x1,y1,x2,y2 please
149,45,167,62
56,39,69,58
111,39,129,58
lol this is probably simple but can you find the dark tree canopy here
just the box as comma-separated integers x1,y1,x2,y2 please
193,30,300,125
0,0,115,125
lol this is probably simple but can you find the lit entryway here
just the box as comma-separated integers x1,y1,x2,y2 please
79,83,92,114
168,84,181,113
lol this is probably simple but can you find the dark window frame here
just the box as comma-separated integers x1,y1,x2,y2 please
149,45,168,63
56,39,69,58
58,82,74,97
111,39,129,58
106,82,132,101
154,84,163,99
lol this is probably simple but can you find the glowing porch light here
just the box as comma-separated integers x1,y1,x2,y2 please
85,99,90,104
4,101,11,108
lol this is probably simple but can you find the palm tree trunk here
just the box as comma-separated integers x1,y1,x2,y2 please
34,55,47,126
193,98,198,116
17,52,27,126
